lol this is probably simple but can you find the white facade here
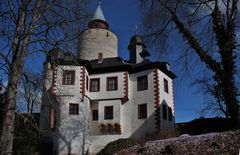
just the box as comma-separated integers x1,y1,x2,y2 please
39,3,176,155
40,63,175,154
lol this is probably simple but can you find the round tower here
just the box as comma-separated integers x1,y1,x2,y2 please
78,2,118,60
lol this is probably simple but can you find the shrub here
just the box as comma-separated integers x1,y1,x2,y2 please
114,123,121,134
99,124,107,134
97,138,138,155
13,113,41,155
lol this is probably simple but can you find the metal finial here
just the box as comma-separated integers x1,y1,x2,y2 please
135,25,138,35
98,0,102,6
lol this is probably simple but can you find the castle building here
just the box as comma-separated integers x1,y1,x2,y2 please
40,2,176,155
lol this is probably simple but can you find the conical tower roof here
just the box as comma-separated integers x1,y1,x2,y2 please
91,1,106,22
88,1,109,29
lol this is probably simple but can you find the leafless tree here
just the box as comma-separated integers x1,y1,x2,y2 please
17,71,43,113
0,0,91,154
140,0,240,126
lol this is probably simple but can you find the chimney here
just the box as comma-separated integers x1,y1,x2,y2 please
98,53,103,63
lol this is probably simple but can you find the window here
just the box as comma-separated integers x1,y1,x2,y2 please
164,78,169,93
168,107,173,121
162,104,167,120
86,76,89,90
107,77,118,91
137,75,148,91
69,103,79,115
92,110,98,121
90,78,100,92
138,104,147,119
104,106,113,119
63,70,75,85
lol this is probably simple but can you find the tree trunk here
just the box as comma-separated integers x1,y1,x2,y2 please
0,64,22,155
169,5,239,126
0,1,38,153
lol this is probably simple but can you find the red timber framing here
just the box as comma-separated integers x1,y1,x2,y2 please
80,67,86,101
50,108,55,129
51,64,57,96
123,71,129,102
153,69,160,130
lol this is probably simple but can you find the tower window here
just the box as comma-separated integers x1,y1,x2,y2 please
107,77,118,91
90,78,100,92
86,76,89,91
69,103,79,115
92,110,98,121
104,106,113,120
168,107,173,121
137,75,148,91
138,104,147,119
62,70,75,85
163,104,167,120
164,78,169,93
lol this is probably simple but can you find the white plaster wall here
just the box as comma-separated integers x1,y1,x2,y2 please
89,134,130,154
55,65,82,97
136,45,144,63
158,69,175,130
122,69,156,139
87,72,125,100
39,95,51,132
89,101,100,135
55,96,90,155
87,70,161,153
78,29,118,60
40,63,176,154
40,62,53,132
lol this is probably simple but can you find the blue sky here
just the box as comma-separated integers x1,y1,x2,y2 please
21,0,210,123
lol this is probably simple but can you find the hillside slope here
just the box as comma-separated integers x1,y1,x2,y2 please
115,130,240,155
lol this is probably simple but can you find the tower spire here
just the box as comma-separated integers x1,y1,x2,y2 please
98,0,102,6
88,0,109,29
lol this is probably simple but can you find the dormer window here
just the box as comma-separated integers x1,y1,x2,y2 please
62,70,75,85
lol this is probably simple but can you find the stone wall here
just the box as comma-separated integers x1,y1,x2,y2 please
115,130,240,155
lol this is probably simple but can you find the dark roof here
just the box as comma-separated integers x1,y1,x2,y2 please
50,57,176,79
